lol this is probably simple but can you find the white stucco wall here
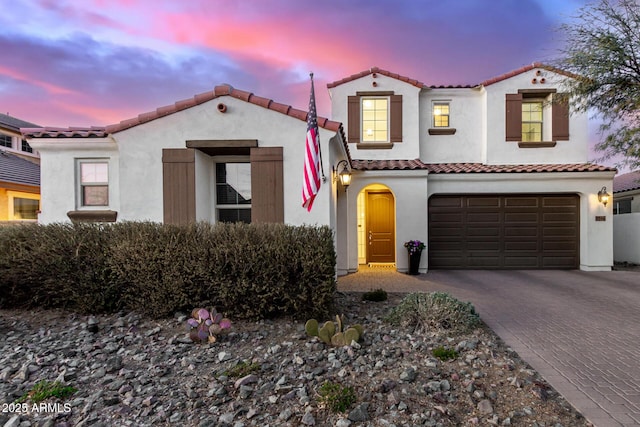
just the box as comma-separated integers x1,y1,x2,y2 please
30,96,345,227
27,139,120,224
329,74,422,160
484,68,589,165
427,171,615,271
613,213,640,264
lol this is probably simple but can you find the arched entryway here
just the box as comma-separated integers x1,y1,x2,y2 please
357,184,396,266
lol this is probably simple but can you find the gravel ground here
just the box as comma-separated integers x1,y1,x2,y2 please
0,290,591,427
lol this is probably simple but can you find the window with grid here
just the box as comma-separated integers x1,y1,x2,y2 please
522,101,543,142
0,133,12,148
432,102,450,127
216,163,251,223
21,139,33,153
79,161,109,207
361,97,389,142
7,191,39,221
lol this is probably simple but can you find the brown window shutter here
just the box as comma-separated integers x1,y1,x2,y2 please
250,147,284,223
505,93,522,141
390,94,403,142
347,96,360,143
552,93,570,140
162,148,196,225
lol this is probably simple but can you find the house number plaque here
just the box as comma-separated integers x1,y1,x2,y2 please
595,216,606,221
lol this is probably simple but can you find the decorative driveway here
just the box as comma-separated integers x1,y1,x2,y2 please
338,269,640,427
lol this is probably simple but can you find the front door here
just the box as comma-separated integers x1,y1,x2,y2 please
366,191,395,263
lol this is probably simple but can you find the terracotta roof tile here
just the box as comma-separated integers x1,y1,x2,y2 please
480,62,577,87
613,170,640,193
327,66,426,89
21,84,345,145
352,160,615,174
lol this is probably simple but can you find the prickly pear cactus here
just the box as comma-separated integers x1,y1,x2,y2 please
187,307,232,344
305,319,319,337
305,316,364,347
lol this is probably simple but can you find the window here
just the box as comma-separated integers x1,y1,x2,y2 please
433,102,450,127
21,139,33,153
7,191,39,221
361,97,388,142
78,161,109,207
347,93,402,145
521,101,543,142
613,198,632,215
216,162,251,223
0,133,12,148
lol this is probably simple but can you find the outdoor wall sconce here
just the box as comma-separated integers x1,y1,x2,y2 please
333,159,352,191
598,186,610,206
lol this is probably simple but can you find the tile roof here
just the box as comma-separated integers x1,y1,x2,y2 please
0,150,40,187
327,63,575,90
0,113,39,132
613,170,640,193
21,83,345,142
352,160,616,174
327,67,427,89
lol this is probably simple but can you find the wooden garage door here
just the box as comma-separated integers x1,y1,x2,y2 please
428,194,579,269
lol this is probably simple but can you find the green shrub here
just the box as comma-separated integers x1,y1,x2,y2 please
16,380,77,403
223,361,260,378
385,292,480,334
0,222,336,320
432,346,458,361
317,381,356,413
362,288,388,302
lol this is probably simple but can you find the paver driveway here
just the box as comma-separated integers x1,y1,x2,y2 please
338,269,640,427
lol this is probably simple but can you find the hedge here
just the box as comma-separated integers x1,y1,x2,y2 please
0,222,336,319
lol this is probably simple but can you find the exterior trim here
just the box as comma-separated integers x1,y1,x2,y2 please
67,210,117,222
356,143,394,150
162,148,196,224
428,128,457,135
250,147,284,223
186,139,258,156
518,141,557,148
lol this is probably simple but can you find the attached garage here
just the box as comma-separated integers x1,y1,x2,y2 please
428,194,579,269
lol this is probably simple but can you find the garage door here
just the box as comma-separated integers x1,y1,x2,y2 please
428,194,579,269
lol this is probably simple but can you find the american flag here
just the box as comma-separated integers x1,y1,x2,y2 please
302,73,321,212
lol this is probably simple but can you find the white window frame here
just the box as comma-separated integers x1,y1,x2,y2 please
76,159,110,210
0,132,14,149
214,157,251,223
432,101,451,128
361,96,390,143
521,100,544,142
7,191,40,221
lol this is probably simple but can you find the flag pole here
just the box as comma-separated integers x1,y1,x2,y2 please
310,73,327,183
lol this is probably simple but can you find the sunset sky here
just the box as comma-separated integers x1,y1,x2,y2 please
1,0,588,128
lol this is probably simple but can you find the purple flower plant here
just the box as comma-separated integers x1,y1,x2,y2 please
404,240,426,255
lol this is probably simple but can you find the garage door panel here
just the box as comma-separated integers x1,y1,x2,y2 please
428,194,579,269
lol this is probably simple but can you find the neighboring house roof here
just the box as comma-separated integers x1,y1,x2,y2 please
327,63,575,90
0,113,39,132
613,171,640,193
0,150,40,186
352,159,616,173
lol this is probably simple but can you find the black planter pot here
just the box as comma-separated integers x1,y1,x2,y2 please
408,251,422,275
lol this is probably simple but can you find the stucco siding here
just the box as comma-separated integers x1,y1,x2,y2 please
613,213,640,264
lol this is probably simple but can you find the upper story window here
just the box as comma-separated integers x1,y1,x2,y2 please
361,97,389,142
78,160,109,207
433,102,450,127
521,101,543,142
216,162,251,223
0,133,12,148
506,90,569,146
348,92,402,147
21,139,33,153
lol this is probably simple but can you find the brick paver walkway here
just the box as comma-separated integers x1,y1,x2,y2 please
338,268,640,427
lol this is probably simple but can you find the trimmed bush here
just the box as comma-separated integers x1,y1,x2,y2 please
0,222,336,320
385,292,480,334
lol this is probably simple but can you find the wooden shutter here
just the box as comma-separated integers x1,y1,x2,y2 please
162,148,195,225
347,96,360,143
552,93,570,140
250,147,284,223
390,94,403,142
505,93,522,141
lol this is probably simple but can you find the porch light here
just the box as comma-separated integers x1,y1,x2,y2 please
597,186,610,206
333,160,352,191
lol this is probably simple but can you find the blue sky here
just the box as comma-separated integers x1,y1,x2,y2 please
1,0,588,127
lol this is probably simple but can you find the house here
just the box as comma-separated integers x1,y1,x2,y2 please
0,113,41,222
22,63,616,273
612,170,640,264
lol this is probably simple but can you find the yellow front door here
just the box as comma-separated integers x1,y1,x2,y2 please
366,191,395,263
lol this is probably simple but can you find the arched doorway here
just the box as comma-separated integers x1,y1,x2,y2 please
357,185,396,266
